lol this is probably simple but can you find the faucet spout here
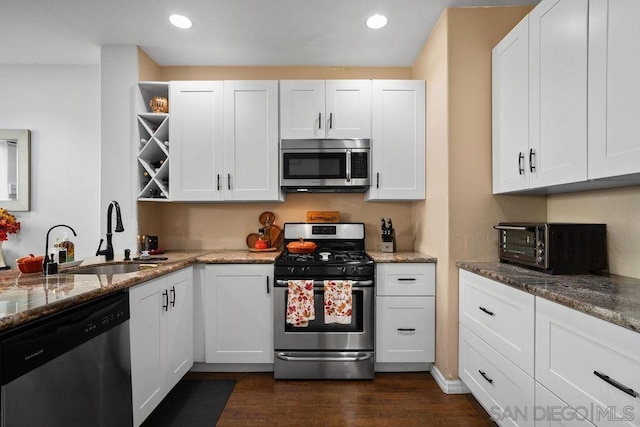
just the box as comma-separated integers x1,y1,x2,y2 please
43,224,77,275
97,200,125,261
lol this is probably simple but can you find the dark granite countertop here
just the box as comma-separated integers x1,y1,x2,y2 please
0,250,281,333
457,261,640,334
367,251,437,263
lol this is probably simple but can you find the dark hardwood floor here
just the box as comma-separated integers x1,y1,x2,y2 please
185,371,495,426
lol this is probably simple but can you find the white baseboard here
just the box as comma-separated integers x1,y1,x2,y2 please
430,365,471,394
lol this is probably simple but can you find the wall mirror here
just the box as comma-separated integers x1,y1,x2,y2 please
0,129,31,211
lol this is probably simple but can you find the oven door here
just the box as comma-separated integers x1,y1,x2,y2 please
273,280,374,351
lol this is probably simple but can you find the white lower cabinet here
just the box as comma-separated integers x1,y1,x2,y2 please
376,263,435,367
460,325,535,427
459,268,640,427
535,382,595,427
536,298,640,427
129,267,193,427
459,270,535,426
204,264,273,364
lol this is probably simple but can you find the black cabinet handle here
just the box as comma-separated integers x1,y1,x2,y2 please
529,148,536,172
217,174,220,191
318,112,322,130
162,290,169,311
376,172,380,189
266,276,270,294
594,371,639,398
479,370,494,384
398,278,417,282
518,152,525,175
479,306,495,316
397,328,416,332
170,286,176,307
227,173,231,190
329,112,333,129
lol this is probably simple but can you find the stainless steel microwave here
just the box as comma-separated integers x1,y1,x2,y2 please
495,223,607,274
280,139,370,192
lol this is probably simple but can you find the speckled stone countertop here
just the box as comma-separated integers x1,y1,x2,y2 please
367,251,437,263
0,250,281,333
457,261,640,333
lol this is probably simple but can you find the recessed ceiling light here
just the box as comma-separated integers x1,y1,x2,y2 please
169,14,192,29
366,14,387,30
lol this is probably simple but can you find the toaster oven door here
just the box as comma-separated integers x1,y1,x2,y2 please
495,224,544,268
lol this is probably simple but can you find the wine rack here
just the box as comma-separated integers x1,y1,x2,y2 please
137,82,170,200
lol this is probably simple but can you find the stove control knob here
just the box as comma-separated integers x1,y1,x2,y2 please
288,266,295,273
301,266,309,273
350,267,358,274
339,266,347,273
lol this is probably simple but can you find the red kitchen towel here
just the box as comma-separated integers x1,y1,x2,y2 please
287,280,315,327
324,280,352,324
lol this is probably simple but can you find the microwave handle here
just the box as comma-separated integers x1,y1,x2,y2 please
346,150,351,182
493,225,532,231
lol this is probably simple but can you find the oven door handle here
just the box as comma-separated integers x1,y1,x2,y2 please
275,352,374,362
275,280,373,287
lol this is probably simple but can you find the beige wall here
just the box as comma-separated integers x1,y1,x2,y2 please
412,6,545,381
136,62,415,251
548,186,640,278
139,194,415,251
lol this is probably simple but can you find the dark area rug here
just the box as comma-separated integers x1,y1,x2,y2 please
141,379,236,427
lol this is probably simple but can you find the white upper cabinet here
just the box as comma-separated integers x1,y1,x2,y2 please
528,0,588,189
492,17,531,194
494,0,640,194
223,80,282,201
169,80,282,202
366,80,425,201
588,0,640,180
170,81,225,201
280,80,371,139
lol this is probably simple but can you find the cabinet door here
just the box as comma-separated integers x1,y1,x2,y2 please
280,80,325,139
129,276,168,427
366,80,425,201
169,81,224,201
325,80,371,139
204,264,273,364
223,81,282,201
536,298,640,427
535,382,595,427
529,0,588,189
376,296,435,363
492,17,531,194
165,268,193,391
588,0,640,180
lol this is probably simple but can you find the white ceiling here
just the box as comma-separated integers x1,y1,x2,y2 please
1,0,539,67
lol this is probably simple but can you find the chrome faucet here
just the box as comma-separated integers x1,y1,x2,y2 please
96,200,124,261
43,224,77,275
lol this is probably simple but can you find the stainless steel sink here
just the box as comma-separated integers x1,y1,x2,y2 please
71,263,146,275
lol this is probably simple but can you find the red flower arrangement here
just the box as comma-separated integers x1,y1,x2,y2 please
0,208,20,241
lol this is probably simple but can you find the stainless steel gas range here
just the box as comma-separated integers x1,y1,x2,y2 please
273,223,375,379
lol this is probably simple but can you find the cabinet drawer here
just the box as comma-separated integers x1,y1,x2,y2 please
459,325,535,427
459,270,535,376
536,298,640,427
375,296,435,363
376,263,435,296
535,382,595,427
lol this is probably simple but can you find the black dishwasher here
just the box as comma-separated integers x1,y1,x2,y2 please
0,290,133,427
